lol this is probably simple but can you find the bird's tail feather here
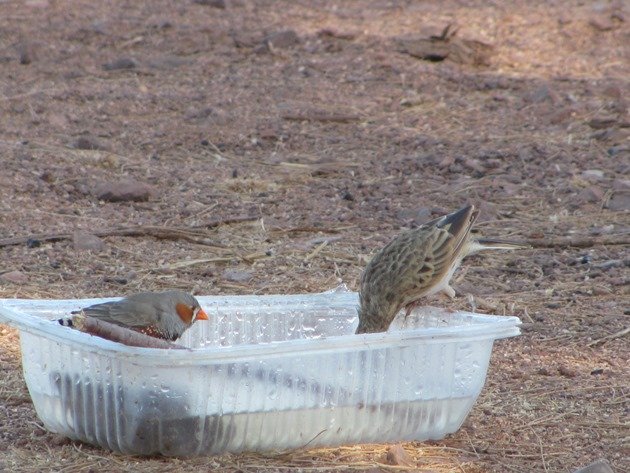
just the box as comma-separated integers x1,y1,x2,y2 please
472,237,531,252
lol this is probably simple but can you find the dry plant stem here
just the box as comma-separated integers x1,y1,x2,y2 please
281,111,361,123
0,215,259,248
586,326,630,347
70,313,188,350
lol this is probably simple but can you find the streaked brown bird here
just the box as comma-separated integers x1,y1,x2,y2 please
61,290,209,341
356,205,528,334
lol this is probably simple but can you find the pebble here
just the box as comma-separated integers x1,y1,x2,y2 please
74,135,108,151
192,0,226,7
1,270,29,284
94,179,153,202
222,268,253,283
572,458,614,473
581,169,605,180
72,231,105,252
593,259,623,270
587,116,617,129
605,191,630,211
102,57,137,71
524,83,557,104
397,206,431,226
385,444,413,467
26,238,41,248
17,41,35,64
575,186,604,204
611,178,630,190
264,30,300,49
558,365,578,378
146,55,191,70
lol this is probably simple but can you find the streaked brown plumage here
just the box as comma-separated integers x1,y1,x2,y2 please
61,290,209,341
356,205,529,334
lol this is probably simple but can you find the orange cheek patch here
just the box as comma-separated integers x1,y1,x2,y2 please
175,303,194,324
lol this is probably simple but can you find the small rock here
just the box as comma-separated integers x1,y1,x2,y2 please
581,169,605,180
147,55,191,70
547,106,575,125
264,30,300,49
222,268,253,283
462,157,485,175
590,286,612,296
602,85,622,100
74,135,108,151
317,28,356,40
341,190,354,201
72,231,105,252
588,116,617,129
575,186,604,204
1,270,29,284
192,0,225,7
103,276,129,284
591,128,626,142
385,444,413,467
589,16,617,31
572,458,614,473
26,238,41,248
397,207,432,226
48,434,71,447
102,57,137,71
438,155,454,168
611,178,630,191
94,179,153,202
524,83,557,104
17,41,35,64
605,190,630,211
558,365,578,378
593,259,623,270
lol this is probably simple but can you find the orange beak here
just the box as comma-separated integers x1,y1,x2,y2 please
196,308,209,321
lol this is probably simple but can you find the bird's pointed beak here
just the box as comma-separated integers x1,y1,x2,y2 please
196,308,209,321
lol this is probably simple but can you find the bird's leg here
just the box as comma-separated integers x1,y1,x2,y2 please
403,301,420,325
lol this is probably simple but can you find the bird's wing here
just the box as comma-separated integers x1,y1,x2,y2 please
79,299,156,328
398,206,478,302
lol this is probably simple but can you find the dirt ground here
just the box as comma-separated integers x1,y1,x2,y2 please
1,0,628,472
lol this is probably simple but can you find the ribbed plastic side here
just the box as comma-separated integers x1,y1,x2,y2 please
20,331,494,455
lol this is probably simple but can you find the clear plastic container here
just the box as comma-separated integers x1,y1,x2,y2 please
0,287,520,456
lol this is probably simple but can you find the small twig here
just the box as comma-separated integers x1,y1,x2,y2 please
281,111,361,123
64,313,188,350
191,215,259,229
531,427,549,473
300,429,328,450
0,216,259,248
522,307,535,324
587,326,630,347
304,240,329,262
144,257,235,272
270,225,356,234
